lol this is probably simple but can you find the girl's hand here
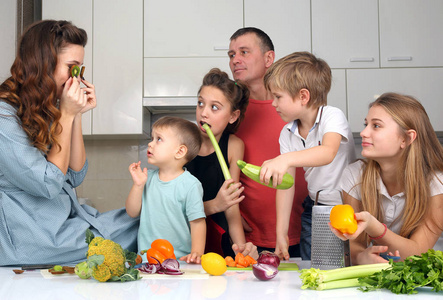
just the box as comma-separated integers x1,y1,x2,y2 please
128,161,148,186
79,78,97,114
179,252,201,264
214,179,245,212
232,242,258,260
259,155,289,188
275,234,290,261
59,77,86,117
328,211,372,241
356,245,396,265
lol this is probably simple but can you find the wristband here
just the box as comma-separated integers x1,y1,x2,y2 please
369,223,387,240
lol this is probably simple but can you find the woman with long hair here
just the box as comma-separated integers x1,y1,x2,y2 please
331,92,443,265
0,20,138,266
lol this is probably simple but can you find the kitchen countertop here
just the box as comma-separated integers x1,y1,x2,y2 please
0,259,441,300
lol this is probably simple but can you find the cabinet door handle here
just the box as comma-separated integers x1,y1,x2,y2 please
213,46,229,51
387,56,412,61
350,57,374,62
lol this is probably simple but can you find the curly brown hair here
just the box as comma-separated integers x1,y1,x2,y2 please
0,20,87,153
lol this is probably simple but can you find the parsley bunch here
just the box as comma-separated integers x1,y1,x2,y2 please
358,249,443,294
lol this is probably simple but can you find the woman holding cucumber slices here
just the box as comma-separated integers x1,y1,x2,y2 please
186,68,258,258
0,20,138,266
332,93,443,264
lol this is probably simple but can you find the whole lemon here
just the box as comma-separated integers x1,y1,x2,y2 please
201,252,227,276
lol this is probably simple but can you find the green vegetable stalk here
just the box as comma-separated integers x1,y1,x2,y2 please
299,263,389,290
358,249,443,294
237,160,294,190
202,123,231,180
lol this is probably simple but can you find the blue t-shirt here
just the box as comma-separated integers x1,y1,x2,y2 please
137,169,205,259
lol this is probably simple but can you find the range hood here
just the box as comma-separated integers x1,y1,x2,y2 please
143,97,197,114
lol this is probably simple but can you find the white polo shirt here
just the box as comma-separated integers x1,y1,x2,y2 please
279,105,356,205
340,160,443,250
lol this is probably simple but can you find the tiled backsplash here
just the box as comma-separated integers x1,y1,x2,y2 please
75,138,149,212
77,131,443,213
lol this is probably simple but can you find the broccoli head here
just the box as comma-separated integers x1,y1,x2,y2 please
82,229,140,282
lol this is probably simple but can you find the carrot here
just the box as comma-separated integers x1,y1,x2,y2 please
244,255,257,266
225,256,236,267
235,253,249,268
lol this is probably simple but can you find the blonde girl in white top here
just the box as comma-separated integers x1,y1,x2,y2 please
331,93,443,265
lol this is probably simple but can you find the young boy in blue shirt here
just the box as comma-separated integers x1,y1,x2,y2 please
125,116,206,264
260,52,356,260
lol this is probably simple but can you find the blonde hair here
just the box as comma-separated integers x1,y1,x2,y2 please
152,116,202,163
264,51,331,108
360,93,443,240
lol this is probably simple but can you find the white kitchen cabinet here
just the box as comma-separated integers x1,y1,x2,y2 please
93,0,143,135
144,57,230,98
43,0,144,135
379,0,443,68
347,68,443,132
42,0,93,135
244,0,311,59
328,69,347,117
0,0,16,82
143,57,231,113
144,0,243,57
311,0,379,69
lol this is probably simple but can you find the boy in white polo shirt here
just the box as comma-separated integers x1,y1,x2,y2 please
260,52,356,260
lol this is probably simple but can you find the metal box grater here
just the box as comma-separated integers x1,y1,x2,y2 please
310,205,351,269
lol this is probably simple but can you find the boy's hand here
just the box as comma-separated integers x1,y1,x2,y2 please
260,155,289,188
179,252,202,264
275,235,290,261
128,161,148,186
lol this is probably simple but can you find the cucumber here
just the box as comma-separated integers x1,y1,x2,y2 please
237,160,294,190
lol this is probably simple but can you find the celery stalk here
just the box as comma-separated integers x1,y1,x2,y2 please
202,123,231,180
319,263,390,282
316,278,360,290
300,263,390,290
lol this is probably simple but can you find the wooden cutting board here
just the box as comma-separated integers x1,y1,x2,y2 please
226,262,299,271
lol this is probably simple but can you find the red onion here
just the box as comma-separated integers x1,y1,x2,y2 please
138,263,160,274
256,251,280,268
138,257,183,275
252,263,279,281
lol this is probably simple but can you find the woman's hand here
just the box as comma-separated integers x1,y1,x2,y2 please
79,78,97,114
213,179,245,212
59,77,86,118
232,242,258,260
259,155,289,187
